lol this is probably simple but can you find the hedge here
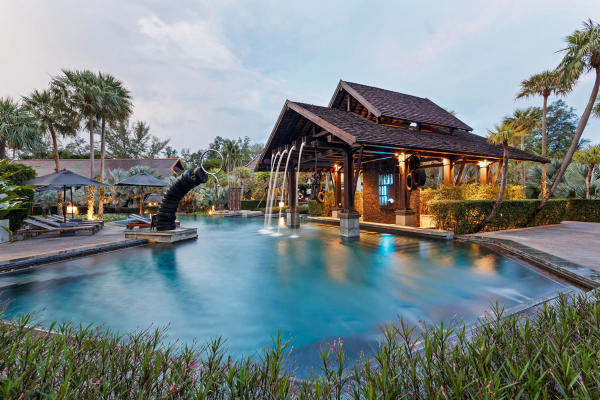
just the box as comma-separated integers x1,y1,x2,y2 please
565,199,600,222
241,199,262,210
428,199,566,234
421,183,524,214
307,200,322,216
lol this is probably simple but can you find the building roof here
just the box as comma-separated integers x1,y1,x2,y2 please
331,81,473,131
14,158,185,179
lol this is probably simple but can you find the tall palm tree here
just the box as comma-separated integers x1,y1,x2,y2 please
504,107,541,186
539,19,600,210
516,71,569,198
53,69,101,219
573,145,600,199
474,122,526,232
95,73,132,215
0,97,38,159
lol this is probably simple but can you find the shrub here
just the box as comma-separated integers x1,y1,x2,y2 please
565,199,600,222
428,199,566,234
421,184,524,214
307,200,322,216
321,191,335,216
298,205,309,214
241,199,262,210
2,292,600,398
0,162,35,230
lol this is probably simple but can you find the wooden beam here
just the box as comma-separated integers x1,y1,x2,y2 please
492,159,503,184
454,163,466,185
287,101,356,145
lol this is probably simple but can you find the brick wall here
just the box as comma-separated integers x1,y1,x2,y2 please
362,159,420,225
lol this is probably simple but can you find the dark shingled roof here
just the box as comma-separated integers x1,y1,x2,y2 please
343,81,473,131
293,102,546,162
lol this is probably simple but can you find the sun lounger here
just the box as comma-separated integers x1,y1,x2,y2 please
16,218,99,239
49,214,104,228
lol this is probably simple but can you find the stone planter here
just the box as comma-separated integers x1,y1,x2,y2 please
0,219,10,243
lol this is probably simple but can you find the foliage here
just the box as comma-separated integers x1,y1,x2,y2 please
3,292,600,398
0,97,39,159
0,161,35,230
241,199,261,210
428,199,566,234
565,199,600,222
354,191,363,216
105,120,169,159
94,213,128,222
321,191,335,216
420,184,524,214
307,200,323,216
526,160,571,199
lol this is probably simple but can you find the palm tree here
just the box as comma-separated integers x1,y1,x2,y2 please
95,73,132,215
504,108,541,186
516,71,569,198
539,19,600,210
474,122,526,232
573,145,600,199
0,97,38,159
53,69,101,219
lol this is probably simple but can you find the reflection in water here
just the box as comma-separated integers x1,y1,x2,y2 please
0,217,568,377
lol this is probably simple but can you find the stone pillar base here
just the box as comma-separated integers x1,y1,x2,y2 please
395,209,417,227
331,207,341,219
286,210,300,228
339,211,360,238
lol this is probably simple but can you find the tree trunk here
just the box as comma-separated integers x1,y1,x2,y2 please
540,95,548,199
538,67,600,210
88,111,95,219
98,117,106,216
586,164,594,199
520,136,526,187
474,142,509,233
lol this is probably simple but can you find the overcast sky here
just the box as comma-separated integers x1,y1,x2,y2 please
1,0,599,151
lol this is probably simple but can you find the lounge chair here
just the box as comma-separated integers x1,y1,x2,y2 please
31,216,100,234
49,214,104,228
16,218,99,239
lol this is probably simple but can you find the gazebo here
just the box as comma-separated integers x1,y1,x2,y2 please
256,80,547,238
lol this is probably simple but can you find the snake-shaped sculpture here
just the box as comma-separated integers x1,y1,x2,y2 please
154,167,208,231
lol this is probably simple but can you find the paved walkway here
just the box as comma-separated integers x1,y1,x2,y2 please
0,223,128,263
473,221,600,271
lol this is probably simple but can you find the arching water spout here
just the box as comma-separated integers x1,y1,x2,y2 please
262,151,280,231
277,145,295,233
266,149,287,231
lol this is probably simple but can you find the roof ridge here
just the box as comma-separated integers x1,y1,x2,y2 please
342,80,428,101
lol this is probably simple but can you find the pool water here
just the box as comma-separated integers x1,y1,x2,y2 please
0,216,566,375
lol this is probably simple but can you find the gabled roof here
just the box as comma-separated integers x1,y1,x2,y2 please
264,102,546,163
330,80,472,131
14,158,185,179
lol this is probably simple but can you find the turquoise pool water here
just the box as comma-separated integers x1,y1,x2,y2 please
0,216,566,375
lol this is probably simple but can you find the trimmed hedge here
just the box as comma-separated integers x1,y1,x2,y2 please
428,199,566,234
307,200,322,216
241,199,262,210
565,199,600,222
421,183,524,214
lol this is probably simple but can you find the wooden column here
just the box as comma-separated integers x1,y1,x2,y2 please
334,165,342,208
479,161,489,184
343,147,355,212
288,166,297,210
442,158,454,186
398,153,408,209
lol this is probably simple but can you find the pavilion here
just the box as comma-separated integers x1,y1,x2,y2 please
256,80,547,237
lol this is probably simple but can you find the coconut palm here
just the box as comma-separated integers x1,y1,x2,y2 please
53,69,101,218
573,145,600,199
539,19,600,210
516,71,569,198
95,73,132,215
0,97,38,159
474,122,526,232
504,108,541,186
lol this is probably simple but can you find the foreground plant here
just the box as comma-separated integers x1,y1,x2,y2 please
1,291,600,398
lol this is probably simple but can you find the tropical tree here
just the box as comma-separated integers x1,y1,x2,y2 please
539,19,600,210
94,73,132,215
573,145,600,199
516,71,569,198
53,69,101,219
504,107,540,186
474,122,526,232
105,120,169,159
0,98,39,159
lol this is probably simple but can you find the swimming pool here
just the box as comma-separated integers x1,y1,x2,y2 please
0,216,567,375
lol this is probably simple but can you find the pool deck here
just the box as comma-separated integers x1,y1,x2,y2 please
305,216,454,239
464,221,600,289
0,223,146,272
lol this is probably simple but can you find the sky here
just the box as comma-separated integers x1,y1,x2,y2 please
1,0,599,152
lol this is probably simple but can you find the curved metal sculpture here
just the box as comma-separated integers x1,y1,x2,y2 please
154,167,208,231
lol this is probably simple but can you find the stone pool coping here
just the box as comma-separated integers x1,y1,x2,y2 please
0,239,148,274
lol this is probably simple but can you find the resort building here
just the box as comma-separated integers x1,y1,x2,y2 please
257,80,546,237
14,158,185,179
